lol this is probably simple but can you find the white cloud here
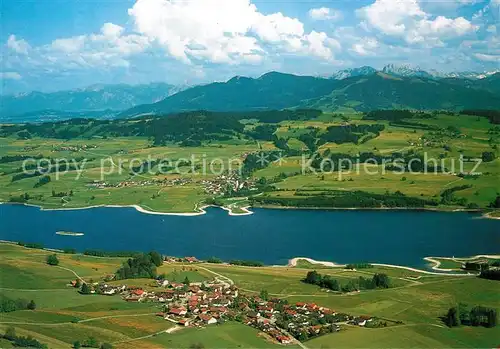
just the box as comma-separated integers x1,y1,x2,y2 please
407,16,477,44
0,72,22,80
101,23,125,37
7,35,31,54
474,53,500,61
357,0,477,46
487,25,497,33
357,0,425,36
350,37,379,56
51,36,86,53
5,23,150,73
128,0,339,64
303,31,339,59
308,8,342,21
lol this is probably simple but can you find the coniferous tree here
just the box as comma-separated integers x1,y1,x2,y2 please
80,283,91,295
445,307,460,327
27,300,36,310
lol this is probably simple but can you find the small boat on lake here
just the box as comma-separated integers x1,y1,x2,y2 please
56,231,84,236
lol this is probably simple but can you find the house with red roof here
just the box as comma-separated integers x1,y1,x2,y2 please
132,289,145,296
277,335,293,344
170,307,187,316
178,319,191,326
296,302,306,309
198,314,217,325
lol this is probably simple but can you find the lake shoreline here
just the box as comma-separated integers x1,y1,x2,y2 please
287,257,479,276
0,201,254,217
1,201,495,218
0,239,485,276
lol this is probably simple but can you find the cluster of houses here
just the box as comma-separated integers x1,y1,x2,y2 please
83,275,376,345
201,172,256,195
239,298,349,343
71,255,379,346
106,279,240,328
87,177,193,189
52,144,97,152
23,146,39,152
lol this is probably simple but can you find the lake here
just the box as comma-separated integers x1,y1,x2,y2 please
0,204,499,268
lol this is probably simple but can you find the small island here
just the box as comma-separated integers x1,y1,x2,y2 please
56,231,84,236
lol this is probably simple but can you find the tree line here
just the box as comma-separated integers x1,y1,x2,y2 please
303,270,390,292
83,249,141,258
251,190,437,209
0,295,36,313
0,110,321,146
0,154,44,163
462,110,500,124
3,327,47,349
206,257,264,267
319,124,385,145
73,336,113,349
444,303,497,328
364,110,433,121
114,251,163,280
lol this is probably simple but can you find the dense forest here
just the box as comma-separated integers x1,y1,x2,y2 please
461,109,500,124
115,251,163,280
444,304,497,328
319,124,385,144
0,109,323,146
303,270,391,292
0,295,36,313
251,190,437,208
364,110,433,121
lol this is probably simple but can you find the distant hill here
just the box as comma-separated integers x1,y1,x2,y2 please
330,66,377,80
121,72,500,117
300,73,500,111
330,64,499,80
1,109,117,124
121,72,339,117
0,83,182,118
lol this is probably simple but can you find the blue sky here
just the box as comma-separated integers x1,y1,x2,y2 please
1,0,499,94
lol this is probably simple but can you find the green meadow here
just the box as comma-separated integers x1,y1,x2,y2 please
1,243,498,348
0,112,498,214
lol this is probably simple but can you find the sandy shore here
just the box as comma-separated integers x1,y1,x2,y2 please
370,263,473,276
3,201,495,218
288,257,476,276
1,202,253,217
482,212,500,220
288,257,346,268
424,255,500,272
221,206,254,216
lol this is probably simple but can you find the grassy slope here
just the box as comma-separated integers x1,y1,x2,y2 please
1,243,499,348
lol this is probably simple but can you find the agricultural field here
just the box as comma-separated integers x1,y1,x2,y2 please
0,111,499,214
0,243,499,348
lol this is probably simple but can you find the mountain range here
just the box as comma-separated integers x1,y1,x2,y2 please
122,71,500,117
331,64,499,80
1,65,499,122
0,83,183,119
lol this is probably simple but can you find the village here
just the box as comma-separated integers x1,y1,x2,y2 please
72,257,380,346
87,177,192,190
87,170,256,197
201,172,256,196
52,144,98,152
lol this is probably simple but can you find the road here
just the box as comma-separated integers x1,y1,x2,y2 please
112,326,182,345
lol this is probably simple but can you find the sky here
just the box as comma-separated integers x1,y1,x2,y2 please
1,0,499,94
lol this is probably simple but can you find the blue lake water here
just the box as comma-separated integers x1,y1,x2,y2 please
0,204,499,268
